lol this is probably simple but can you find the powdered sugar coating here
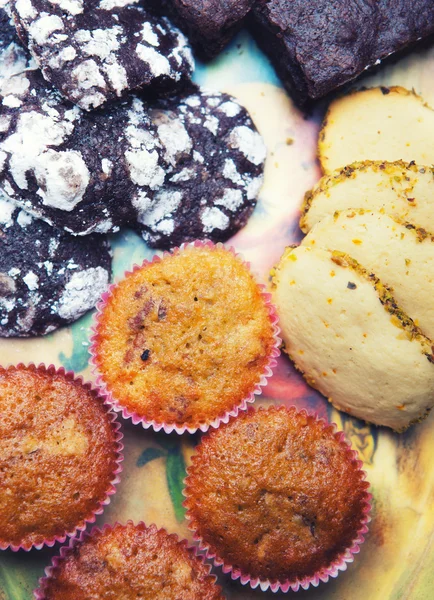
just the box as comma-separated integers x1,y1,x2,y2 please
0,6,35,85
10,0,194,110
0,69,164,235
134,89,266,248
0,192,111,337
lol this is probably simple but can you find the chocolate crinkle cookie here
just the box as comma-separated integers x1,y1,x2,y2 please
0,69,165,235
0,192,112,337
134,89,266,248
0,5,35,85
0,70,266,246
9,0,194,110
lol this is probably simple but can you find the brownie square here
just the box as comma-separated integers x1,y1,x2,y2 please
252,0,434,104
161,0,255,59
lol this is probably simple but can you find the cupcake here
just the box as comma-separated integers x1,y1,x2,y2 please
184,406,371,592
0,364,123,551
35,522,224,599
91,241,279,434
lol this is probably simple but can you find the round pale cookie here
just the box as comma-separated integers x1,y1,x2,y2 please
0,6,34,85
301,161,434,234
0,192,111,337
272,245,434,431
302,209,434,340
0,69,164,235
134,89,266,248
318,87,434,174
10,0,194,110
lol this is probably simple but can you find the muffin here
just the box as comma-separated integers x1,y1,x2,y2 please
184,406,371,592
0,364,123,551
35,522,224,600
91,242,279,433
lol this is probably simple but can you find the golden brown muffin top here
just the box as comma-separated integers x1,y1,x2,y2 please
41,522,224,600
94,245,276,428
0,365,120,549
185,406,370,583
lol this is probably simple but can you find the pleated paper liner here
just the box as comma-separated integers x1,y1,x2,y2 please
184,405,372,593
34,522,224,599
0,363,123,552
90,240,281,435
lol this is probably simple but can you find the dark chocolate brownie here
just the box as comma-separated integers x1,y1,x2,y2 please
252,0,434,103
0,6,34,85
156,0,255,59
134,89,266,248
0,192,111,337
0,69,164,235
10,0,194,110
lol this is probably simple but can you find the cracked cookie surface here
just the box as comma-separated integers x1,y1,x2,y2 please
134,89,266,248
10,0,194,110
0,69,165,235
0,192,111,337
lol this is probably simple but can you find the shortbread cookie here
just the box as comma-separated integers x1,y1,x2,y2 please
302,210,434,340
0,192,111,337
135,90,266,248
301,161,434,234
10,0,194,110
0,69,163,235
272,245,434,431
318,87,434,173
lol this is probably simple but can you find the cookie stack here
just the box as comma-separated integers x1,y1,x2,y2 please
273,86,434,431
0,1,266,337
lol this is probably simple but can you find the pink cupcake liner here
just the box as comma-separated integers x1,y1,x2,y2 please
183,405,372,593
34,521,222,599
89,239,281,435
0,363,124,552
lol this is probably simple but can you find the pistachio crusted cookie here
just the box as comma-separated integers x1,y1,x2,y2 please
302,209,434,340
272,245,434,430
184,406,370,590
35,522,224,600
92,243,278,433
300,161,434,234
11,0,194,110
318,87,434,173
0,193,111,337
0,364,122,551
